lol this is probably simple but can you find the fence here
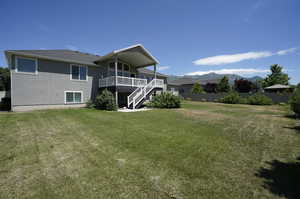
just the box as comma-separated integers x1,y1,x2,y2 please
181,92,292,104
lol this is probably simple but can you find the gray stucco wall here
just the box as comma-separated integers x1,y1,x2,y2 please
10,55,105,107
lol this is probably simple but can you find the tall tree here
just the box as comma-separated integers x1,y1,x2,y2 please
204,83,218,93
262,64,289,88
191,82,204,94
0,67,10,91
234,79,254,93
217,76,231,92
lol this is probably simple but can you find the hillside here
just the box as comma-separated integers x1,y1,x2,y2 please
168,73,263,85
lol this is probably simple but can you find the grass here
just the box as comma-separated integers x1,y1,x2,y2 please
0,101,299,199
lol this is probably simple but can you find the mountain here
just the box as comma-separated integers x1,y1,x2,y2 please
168,73,263,85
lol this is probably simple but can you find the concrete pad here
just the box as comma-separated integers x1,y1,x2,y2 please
118,107,152,112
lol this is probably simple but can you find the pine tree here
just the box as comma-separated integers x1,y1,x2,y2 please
262,64,289,88
217,76,231,92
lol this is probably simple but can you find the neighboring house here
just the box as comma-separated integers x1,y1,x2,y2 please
4,44,167,111
168,78,219,95
264,84,294,93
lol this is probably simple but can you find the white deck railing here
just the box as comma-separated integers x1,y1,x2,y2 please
128,78,165,109
99,76,148,88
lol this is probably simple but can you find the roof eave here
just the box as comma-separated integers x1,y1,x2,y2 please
94,44,159,65
5,51,99,67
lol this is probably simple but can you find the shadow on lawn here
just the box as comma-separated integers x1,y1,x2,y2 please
256,157,300,199
284,126,300,133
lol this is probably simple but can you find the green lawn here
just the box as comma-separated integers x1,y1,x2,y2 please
0,101,299,199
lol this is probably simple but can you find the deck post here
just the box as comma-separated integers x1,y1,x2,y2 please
154,64,157,80
154,64,157,88
114,56,118,108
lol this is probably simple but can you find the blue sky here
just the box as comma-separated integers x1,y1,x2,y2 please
1,0,299,83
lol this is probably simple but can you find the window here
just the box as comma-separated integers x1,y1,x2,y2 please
65,91,82,104
124,64,129,71
109,62,115,69
16,57,37,74
71,65,87,81
108,62,131,77
117,62,122,70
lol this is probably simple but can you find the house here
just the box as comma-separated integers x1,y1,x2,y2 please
4,44,167,111
264,84,294,93
168,77,219,95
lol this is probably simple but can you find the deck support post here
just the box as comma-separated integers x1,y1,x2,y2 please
114,56,118,108
154,64,157,80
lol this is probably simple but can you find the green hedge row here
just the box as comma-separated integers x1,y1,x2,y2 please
219,92,273,105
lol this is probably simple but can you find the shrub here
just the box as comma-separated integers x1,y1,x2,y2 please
289,91,300,115
0,97,11,111
147,92,181,108
86,99,95,108
219,92,242,104
94,89,117,111
247,94,273,105
191,83,205,94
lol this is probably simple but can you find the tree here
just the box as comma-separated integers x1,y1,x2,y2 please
191,82,205,94
234,79,254,93
290,90,300,115
217,76,231,92
262,64,289,88
94,89,117,111
296,83,300,91
0,67,10,91
204,83,218,93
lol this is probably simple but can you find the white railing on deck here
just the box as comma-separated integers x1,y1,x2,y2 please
128,78,165,109
99,76,147,88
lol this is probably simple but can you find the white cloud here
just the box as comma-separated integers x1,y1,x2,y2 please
65,45,78,51
193,51,272,66
193,47,297,66
276,47,297,55
157,66,170,71
185,68,269,76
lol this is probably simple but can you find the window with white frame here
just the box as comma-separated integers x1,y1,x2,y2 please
71,65,87,80
108,62,131,77
16,57,37,74
65,91,82,104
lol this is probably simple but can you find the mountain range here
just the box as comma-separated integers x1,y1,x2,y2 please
167,73,263,85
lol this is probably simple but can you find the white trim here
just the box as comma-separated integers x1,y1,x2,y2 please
96,44,160,65
64,91,83,104
70,64,88,82
113,44,160,64
15,56,38,75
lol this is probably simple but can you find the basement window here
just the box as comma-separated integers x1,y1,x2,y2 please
65,91,83,104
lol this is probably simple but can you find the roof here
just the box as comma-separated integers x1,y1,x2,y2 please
168,77,219,86
264,84,292,89
137,68,167,77
5,49,100,66
4,48,167,77
95,44,159,67
5,44,159,68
